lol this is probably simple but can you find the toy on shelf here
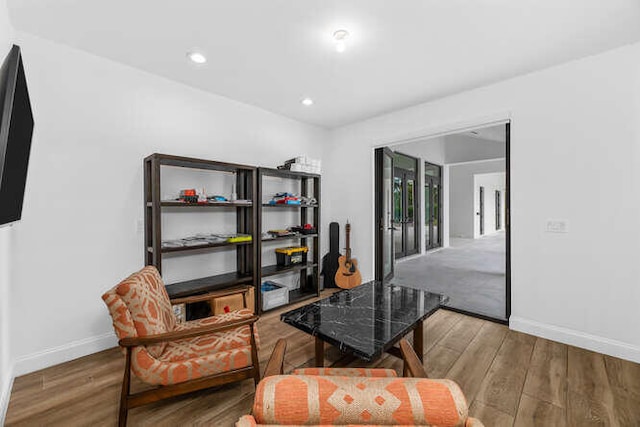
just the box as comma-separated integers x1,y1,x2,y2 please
267,192,317,206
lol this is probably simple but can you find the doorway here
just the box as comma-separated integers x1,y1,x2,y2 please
393,153,419,259
374,122,511,322
424,162,442,251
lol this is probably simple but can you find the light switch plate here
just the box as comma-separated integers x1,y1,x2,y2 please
546,219,568,233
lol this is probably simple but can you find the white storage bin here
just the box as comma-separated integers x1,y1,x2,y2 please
261,281,289,311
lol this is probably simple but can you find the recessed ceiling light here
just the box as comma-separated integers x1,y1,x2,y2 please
301,98,314,106
187,50,207,64
333,29,349,53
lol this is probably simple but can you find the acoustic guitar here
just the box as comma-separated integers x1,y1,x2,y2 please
335,222,362,289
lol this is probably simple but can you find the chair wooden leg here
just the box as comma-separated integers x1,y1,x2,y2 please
263,339,287,378
250,324,261,386
119,347,132,427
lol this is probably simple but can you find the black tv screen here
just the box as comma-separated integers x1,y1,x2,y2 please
0,45,34,225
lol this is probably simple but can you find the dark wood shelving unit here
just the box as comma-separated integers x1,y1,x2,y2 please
144,156,321,316
144,153,258,315
257,167,321,313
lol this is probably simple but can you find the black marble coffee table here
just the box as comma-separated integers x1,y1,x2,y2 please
281,281,448,367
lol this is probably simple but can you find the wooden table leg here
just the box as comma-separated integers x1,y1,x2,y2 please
413,320,424,363
315,337,324,367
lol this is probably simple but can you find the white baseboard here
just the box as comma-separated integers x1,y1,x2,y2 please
0,366,15,425
510,316,640,364
12,332,117,377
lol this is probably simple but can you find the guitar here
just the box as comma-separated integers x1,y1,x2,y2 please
335,222,362,289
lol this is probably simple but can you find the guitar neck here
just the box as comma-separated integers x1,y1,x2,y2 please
345,223,351,261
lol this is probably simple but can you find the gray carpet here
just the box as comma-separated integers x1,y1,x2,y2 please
393,232,506,320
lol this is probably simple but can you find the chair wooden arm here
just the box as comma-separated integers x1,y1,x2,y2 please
118,316,259,347
399,339,429,378
169,285,253,305
263,339,287,378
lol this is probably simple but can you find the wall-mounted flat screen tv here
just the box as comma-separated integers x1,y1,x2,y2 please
0,45,34,226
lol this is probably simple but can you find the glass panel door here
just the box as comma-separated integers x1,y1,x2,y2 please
375,147,395,282
393,153,420,259
405,174,417,255
393,173,403,256
424,162,442,251
424,184,432,248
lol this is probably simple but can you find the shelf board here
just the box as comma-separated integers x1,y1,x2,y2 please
261,262,318,278
154,240,252,254
262,233,318,242
261,203,318,208
289,288,319,304
152,201,253,208
149,153,256,173
263,288,318,312
166,272,254,299
259,167,320,179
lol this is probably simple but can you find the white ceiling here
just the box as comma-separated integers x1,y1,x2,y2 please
8,0,640,128
466,125,506,143
397,124,506,164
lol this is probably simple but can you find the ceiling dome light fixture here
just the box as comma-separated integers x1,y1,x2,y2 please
301,98,314,106
333,29,349,53
187,50,207,64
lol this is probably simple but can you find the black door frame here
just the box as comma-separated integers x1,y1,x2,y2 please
505,122,511,320
495,190,501,230
478,186,485,236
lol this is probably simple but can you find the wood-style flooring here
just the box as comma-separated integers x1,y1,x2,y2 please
6,291,640,426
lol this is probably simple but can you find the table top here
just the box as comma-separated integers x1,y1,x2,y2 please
281,281,448,361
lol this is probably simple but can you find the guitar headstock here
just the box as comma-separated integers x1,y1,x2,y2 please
345,222,351,233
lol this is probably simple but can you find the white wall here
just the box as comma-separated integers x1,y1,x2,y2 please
324,41,640,363
0,0,14,420
474,172,506,238
8,31,327,376
448,160,505,239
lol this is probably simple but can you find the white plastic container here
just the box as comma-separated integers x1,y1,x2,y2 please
261,281,289,311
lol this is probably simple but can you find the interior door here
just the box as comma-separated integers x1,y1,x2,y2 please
375,147,395,282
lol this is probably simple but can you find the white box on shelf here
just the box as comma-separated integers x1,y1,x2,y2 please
261,281,289,311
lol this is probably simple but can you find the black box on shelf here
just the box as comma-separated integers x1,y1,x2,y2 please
275,246,309,266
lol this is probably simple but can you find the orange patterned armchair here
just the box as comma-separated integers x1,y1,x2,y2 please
237,340,483,427
102,266,260,426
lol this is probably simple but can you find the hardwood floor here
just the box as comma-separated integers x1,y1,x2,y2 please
5,292,640,426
